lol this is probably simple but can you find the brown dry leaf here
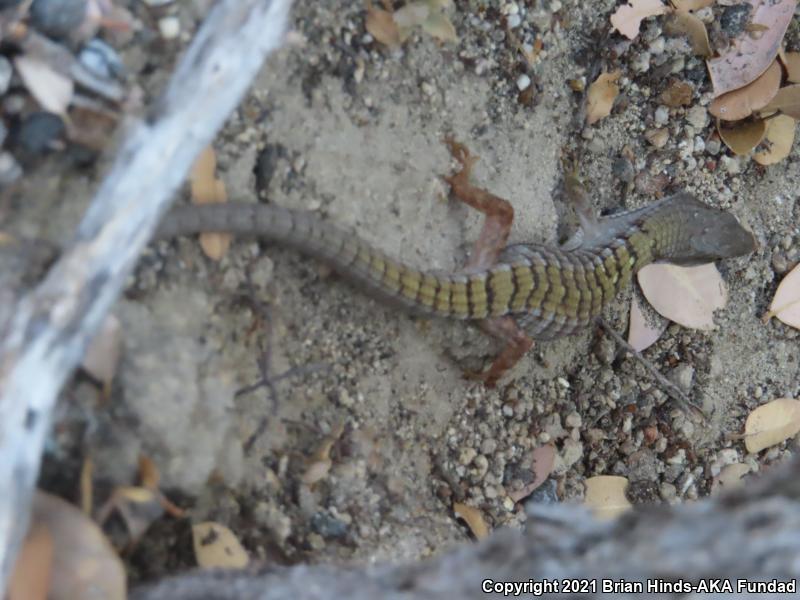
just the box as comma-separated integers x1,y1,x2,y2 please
7,522,53,600
190,146,230,260
753,113,796,165
586,70,621,125
763,85,800,119
712,463,751,494
637,263,728,330
366,2,400,46
671,0,713,9
453,502,489,540
718,118,767,154
763,263,800,327
14,54,74,115
192,522,250,569
508,444,556,502
743,398,800,453
709,58,781,120
628,295,667,352
760,84,800,119
659,80,693,107
583,476,632,520
666,10,712,57
783,52,800,83
34,492,126,600
610,0,667,40
81,313,121,387
707,0,796,97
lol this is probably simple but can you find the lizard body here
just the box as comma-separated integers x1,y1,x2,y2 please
156,193,754,340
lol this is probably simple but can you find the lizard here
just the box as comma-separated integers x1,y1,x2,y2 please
155,139,756,386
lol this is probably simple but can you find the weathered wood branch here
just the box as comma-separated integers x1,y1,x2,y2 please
0,0,292,588
132,457,800,599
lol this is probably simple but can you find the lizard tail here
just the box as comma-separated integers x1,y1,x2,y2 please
156,202,477,319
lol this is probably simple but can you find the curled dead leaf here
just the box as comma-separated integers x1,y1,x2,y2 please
192,522,250,569
782,51,800,83
753,113,796,165
586,70,621,125
610,0,667,41
744,398,800,453
453,502,489,540
760,84,800,120
637,263,728,330
659,80,693,107
707,0,796,97
708,59,781,121
666,10,711,57
508,444,556,502
763,263,800,328
717,117,767,155
584,476,632,520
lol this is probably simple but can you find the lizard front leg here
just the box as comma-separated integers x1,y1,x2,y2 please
443,138,534,386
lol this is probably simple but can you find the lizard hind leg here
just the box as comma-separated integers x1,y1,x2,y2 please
468,316,534,388
442,137,514,271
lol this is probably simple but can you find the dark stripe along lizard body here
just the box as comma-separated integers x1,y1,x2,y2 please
156,192,755,341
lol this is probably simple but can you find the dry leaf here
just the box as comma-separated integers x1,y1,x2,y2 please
671,0,713,9
628,295,667,352
666,10,712,57
763,263,800,327
783,52,800,83
14,54,75,115
421,10,457,42
753,113,796,165
610,0,667,40
637,263,728,330
761,85,800,119
81,313,121,386
453,502,489,540
586,70,621,125
508,444,556,502
392,2,430,28
707,0,796,97
7,522,53,600
709,59,782,120
584,476,632,520
712,463,751,494
190,146,230,260
366,2,401,46
718,118,767,154
743,398,800,453
760,84,800,119
192,522,250,569
34,492,126,600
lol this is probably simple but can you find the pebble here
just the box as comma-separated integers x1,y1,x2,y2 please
0,57,11,96
30,0,87,39
686,105,709,130
516,74,531,91
79,39,125,80
654,105,669,126
158,16,181,39
772,252,789,274
0,151,22,187
15,112,64,155
507,14,521,28
611,156,635,183
705,137,721,155
645,128,668,148
719,155,740,174
631,51,651,73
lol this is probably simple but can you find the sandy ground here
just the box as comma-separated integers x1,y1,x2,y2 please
4,0,800,583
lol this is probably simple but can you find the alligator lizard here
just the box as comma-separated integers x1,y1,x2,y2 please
156,141,755,384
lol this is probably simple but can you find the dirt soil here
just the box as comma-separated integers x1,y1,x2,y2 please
5,0,800,586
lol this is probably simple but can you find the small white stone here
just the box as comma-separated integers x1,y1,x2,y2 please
158,16,180,40
507,13,522,28
516,74,531,91
654,105,670,126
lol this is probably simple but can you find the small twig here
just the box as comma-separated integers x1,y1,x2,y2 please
597,318,708,420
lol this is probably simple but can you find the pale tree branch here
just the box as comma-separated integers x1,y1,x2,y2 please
0,0,293,588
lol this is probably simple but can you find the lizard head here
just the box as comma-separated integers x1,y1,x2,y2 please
657,193,756,265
